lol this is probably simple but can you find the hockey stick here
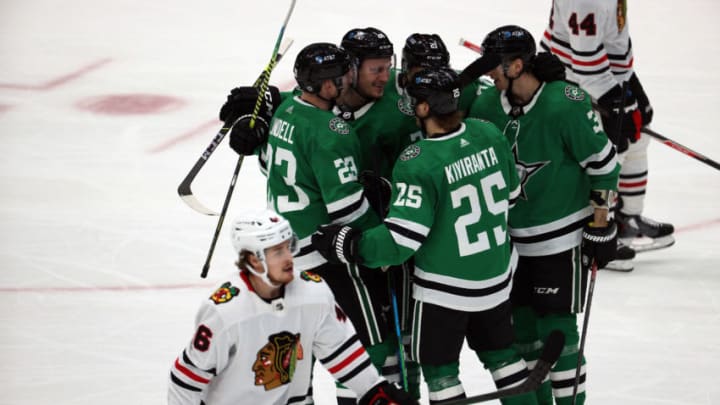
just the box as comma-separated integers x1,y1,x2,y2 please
199,0,297,278
389,280,408,390
641,127,720,171
177,36,294,216
458,37,482,53
571,261,598,405
589,101,720,171
444,330,565,405
456,38,502,88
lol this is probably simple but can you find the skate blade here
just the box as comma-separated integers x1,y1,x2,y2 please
623,235,676,253
602,259,634,272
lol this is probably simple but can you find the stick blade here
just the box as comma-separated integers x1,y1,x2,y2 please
178,184,220,216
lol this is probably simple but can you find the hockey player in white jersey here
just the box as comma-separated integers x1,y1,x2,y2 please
168,209,416,405
540,0,675,265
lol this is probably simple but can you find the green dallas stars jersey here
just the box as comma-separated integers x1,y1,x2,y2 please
334,70,420,179
468,80,620,256
357,119,521,311
264,96,379,270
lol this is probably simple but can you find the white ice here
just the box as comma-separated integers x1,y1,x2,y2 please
1,0,719,404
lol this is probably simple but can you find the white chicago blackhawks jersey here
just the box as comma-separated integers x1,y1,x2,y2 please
168,270,383,405
540,0,635,99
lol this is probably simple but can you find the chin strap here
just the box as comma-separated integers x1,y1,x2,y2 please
245,259,283,289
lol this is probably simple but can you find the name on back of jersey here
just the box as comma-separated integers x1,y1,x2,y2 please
270,118,295,144
445,146,499,185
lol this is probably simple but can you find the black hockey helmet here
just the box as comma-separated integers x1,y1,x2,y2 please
406,67,461,115
294,42,352,93
340,27,394,66
401,33,450,72
480,25,536,65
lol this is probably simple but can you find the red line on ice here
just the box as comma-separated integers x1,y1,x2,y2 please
147,80,296,153
147,119,219,153
0,212,717,296
0,58,112,91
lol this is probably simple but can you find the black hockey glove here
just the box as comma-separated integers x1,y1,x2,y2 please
359,170,392,217
531,52,566,82
359,381,418,405
228,115,270,156
597,84,642,153
581,220,618,269
311,224,363,265
218,85,281,124
628,73,653,126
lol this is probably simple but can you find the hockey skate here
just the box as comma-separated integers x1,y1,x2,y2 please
617,212,675,253
602,240,636,272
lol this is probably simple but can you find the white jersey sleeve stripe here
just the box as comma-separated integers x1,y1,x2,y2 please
384,217,431,237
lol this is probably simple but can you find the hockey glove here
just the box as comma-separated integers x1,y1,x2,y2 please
532,52,566,82
218,85,281,124
581,220,618,269
597,84,642,153
311,224,363,265
228,115,270,156
628,73,653,126
359,381,418,405
359,170,392,217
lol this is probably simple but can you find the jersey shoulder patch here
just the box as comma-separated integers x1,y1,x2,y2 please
399,144,421,161
397,97,415,116
210,281,240,304
328,117,351,135
564,85,586,102
300,270,323,283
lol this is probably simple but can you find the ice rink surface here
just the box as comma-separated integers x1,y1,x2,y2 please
1,0,719,404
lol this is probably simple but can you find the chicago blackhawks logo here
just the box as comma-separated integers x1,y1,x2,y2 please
564,85,585,101
329,117,350,135
300,271,322,283
210,281,239,304
252,332,304,391
399,144,421,161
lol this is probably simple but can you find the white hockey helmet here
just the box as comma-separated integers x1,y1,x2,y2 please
230,209,298,287
231,208,298,257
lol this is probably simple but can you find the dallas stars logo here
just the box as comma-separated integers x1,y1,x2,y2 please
512,143,549,200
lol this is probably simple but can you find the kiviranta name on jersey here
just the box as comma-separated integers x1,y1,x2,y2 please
269,118,295,144
445,146,499,185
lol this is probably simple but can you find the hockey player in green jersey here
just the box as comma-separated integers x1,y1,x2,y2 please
311,67,540,405
398,33,481,115
264,43,379,265
332,27,421,401
466,26,620,405
336,27,419,181
260,43,403,403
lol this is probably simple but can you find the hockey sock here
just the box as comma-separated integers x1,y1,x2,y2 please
405,359,422,399
381,352,401,385
366,338,397,372
537,313,585,405
403,334,422,399
421,362,465,404
477,348,539,405
512,306,553,405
